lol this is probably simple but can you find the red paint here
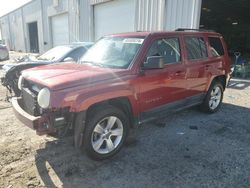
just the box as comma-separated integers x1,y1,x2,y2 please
17,31,230,134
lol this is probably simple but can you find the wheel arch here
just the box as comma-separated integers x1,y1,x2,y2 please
214,75,227,90
85,97,136,128
207,75,227,91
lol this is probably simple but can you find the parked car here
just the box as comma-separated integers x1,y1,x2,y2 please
12,30,231,160
1,42,93,96
0,44,9,61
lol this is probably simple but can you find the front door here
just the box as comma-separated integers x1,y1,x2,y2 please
137,37,187,120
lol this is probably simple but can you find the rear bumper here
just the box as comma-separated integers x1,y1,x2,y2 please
12,97,55,135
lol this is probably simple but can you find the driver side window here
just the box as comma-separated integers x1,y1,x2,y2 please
147,37,181,64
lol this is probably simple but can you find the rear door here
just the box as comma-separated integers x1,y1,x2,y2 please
184,35,210,96
138,36,188,116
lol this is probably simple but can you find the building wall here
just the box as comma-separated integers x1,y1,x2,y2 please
8,9,26,52
0,16,12,50
135,0,202,31
0,0,80,53
165,0,202,30
42,0,69,50
135,0,166,31
94,0,136,39
79,0,94,42
41,0,53,51
22,0,43,52
90,0,113,5
68,0,80,43
80,0,202,42
0,0,202,52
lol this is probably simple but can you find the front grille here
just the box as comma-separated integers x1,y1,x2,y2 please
23,79,40,95
22,87,39,116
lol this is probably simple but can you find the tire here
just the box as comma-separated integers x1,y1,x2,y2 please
200,81,224,113
83,105,129,160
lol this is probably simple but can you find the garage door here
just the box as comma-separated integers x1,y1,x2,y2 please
51,13,69,46
94,0,136,40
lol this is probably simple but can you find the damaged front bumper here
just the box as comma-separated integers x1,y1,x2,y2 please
12,97,68,135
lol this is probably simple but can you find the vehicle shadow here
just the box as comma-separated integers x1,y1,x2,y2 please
35,103,250,188
228,78,250,90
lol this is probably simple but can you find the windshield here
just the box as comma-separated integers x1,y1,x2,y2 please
80,36,144,68
37,46,72,61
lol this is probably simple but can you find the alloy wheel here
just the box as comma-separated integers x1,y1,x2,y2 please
209,85,222,110
91,116,123,154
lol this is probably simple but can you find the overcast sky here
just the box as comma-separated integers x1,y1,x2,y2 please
0,0,31,17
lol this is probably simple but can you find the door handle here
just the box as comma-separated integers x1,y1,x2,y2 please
175,71,184,76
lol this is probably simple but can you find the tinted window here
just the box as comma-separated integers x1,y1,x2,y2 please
209,37,224,57
147,38,181,64
185,37,208,60
66,47,86,62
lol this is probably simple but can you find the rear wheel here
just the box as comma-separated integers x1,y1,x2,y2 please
83,105,129,160
201,81,224,113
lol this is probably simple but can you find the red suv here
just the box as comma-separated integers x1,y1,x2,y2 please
12,30,231,160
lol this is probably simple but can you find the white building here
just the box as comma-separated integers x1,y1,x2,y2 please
0,0,202,53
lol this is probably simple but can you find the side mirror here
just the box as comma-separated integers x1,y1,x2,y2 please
63,57,74,62
143,56,164,69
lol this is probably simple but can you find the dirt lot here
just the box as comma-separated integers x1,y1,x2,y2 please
0,53,250,188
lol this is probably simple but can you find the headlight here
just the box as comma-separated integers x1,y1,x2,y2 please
18,75,24,90
37,88,50,109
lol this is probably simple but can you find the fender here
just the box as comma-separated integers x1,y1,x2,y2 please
71,86,140,115
205,60,227,91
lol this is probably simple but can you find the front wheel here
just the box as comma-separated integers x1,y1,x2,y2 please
83,105,129,160
201,81,224,113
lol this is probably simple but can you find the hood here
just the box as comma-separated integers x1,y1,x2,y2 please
22,63,129,90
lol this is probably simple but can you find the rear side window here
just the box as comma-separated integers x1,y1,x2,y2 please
208,37,225,57
185,37,208,60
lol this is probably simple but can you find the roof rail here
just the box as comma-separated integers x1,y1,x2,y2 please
175,28,215,32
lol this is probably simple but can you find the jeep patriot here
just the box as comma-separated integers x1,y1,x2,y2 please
12,30,231,160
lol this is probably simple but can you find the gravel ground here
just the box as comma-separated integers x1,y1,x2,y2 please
0,53,250,188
